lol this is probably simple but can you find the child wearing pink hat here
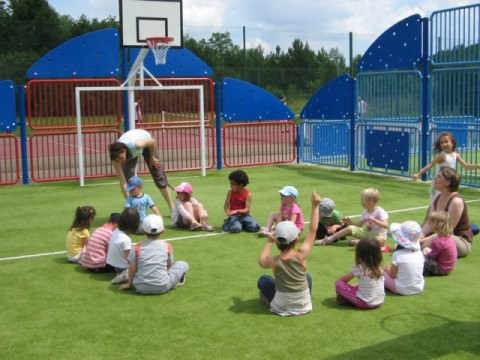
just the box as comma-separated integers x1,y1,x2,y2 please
172,182,214,231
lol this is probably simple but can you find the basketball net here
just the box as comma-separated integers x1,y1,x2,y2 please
146,36,174,65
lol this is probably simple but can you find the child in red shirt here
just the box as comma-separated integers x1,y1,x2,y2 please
222,170,261,233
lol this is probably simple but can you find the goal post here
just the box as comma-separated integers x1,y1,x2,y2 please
75,84,206,187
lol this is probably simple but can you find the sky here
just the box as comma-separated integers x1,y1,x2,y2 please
47,0,479,60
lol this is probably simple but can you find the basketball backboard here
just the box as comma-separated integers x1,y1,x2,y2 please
119,0,183,48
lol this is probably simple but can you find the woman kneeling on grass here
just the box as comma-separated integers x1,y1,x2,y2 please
257,192,320,316
120,214,188,294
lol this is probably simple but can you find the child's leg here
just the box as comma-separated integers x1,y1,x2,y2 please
166,260,189,290
266,213,281,230
326,225,353,243
241,215,261,232
335,280,372,309
223,216,242,233
383,272,397,293
257,275,276,303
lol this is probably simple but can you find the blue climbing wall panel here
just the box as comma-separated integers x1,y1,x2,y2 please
218,77,294,122
359,14,422,71
365,129,410,171
0,80,16,132
26,28,121,79
300,75,354,120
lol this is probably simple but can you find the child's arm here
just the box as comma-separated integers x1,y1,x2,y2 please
420,233,437,248
456,154,480,170
343,216,363,227
120,261,137,290
258,235,276,269
384,264,398,278
223,190,232,215
166,242,174,267
113,161,129,199
413,154,443,180
150,205,161,216
367,215,389,229
337,271,354,283
298,192,321,259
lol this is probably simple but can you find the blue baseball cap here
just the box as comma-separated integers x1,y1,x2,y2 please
279,185,298,198
127,176,143,192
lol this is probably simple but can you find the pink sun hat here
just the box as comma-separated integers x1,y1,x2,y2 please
174,182,193,194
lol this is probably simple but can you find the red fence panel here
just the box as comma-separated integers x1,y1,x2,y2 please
137,125,216,172
223,121,296,167
135,78,215,127
0,134,20,185
29,130,121,182
26,78,123,130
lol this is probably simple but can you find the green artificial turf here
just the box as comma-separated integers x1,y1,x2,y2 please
1,165,480,359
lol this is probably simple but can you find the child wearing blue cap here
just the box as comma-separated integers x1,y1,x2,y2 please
125,176,161,234
259,185,304,237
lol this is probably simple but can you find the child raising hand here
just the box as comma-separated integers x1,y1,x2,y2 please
257,192,320,316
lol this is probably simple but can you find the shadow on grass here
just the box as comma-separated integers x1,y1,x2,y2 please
229,296,271,315
325,313,480,359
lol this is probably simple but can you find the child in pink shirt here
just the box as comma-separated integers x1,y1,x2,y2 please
423,211,458,276
260,186,304,237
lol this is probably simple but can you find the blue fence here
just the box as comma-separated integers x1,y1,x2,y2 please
299,3,480,188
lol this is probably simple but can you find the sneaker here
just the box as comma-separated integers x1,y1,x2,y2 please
381,245,392,253
259,291,270,306
258,227,272,237
314,236,331,246
190,223,202,231
176,274,186,288
202,224,214,232
111,269,128,284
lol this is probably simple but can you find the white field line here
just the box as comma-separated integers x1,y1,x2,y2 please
2,198,480,262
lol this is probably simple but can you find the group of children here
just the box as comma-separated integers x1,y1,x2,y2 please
64,131,471,311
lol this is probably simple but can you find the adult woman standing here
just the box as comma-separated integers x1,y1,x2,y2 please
421,167,473,258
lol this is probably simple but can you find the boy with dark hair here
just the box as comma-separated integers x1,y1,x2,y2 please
222,170,260,233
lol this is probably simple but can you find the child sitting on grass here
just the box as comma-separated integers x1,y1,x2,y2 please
222,170,261,233
314,197,346,242
335,237,385,309
106,208,140,284
384,221,425,295
257,192,320,316
120,214,189,294
316,188,390,252
172,182,214,231
124,176,160,234
259,185,304,237
65,206,96,263
422,211,458,276
80,213,120,272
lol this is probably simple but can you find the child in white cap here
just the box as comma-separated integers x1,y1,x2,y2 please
120,214,189,294
259,185,304,237
171,182,213,231
384,221,425,295
257,192,320,316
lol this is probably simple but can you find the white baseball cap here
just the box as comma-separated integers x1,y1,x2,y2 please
274,221,299,245
142,214,165,235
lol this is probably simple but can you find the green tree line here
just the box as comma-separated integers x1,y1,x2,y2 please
0,0,361,103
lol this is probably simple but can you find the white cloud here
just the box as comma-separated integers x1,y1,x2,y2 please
48,0,480,57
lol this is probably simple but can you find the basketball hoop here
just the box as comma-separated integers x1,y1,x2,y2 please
146,36,174,65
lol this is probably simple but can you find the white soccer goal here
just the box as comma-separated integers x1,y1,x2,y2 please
75,84,206,187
